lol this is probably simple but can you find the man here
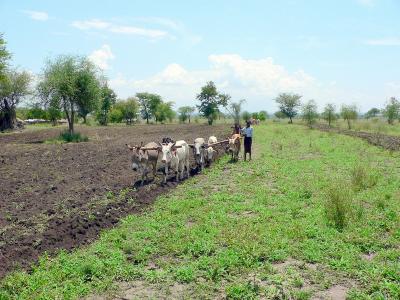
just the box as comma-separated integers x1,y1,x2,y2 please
241,120,253,161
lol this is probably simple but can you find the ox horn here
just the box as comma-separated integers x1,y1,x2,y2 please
126,144,134,150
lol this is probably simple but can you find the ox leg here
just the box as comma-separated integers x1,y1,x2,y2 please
164,165,168,184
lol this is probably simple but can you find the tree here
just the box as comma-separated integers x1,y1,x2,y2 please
120,97,139,125
155,101,175,123
275,93,302,123
37,55,102,134
242,111,252,122
383,97,400,125
178,106,195,123
0,69,31,131
227,99,246,125
136,92,162,124
0,34,11,83
47,105,62,126
301,100,318,128
196,81,229,125
274,111,286,119
26,104,47,119
75,61,101,123
340,104,358,129
364,108,380,119
258,111,268,121
97,84,117,126
322,103,337,127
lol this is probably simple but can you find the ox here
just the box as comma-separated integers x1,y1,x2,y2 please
127,142,159,186
208,136,218,145
205,146,217,165
160,140,190,183
227,134,241,161
191,137,206,172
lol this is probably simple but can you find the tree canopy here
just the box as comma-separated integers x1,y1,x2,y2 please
275,93,302,123
178,106,195,123
322,103,337,127
383,97,400,125
196,81,229,125
301,100,318,128
340,104,358,129
37,55,102,133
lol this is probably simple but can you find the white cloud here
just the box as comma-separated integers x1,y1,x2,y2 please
110,54,320,110
71,18,168,39
365,38,400,46
356,0,375,7
23,10,49,21
71,19,110,30
88,44,115,70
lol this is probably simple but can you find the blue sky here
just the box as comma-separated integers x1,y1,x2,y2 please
1,0,400,112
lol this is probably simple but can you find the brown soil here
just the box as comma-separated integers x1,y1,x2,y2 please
314,124,400,151
0,123,230,279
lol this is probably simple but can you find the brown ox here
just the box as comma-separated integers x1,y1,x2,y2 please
227,134,241,161
127,142,159,186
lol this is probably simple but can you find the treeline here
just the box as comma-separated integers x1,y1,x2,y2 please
273,93,400,129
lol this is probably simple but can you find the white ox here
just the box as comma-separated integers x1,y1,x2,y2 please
160,140,190,183
205,136,218,164
208,136,217,145
191,137,206,171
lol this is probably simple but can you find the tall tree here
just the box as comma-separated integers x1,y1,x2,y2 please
364,108,380,119
227,99,246,125
155,101,175,123
322,103,337,127
383,97,400,125
0,69,31,130
178,106,195,123
196,81,229,125
38,55,102,134
242,111,251,122
136,92,162,124
97,84,117,126
116,97,139,125
301,100,318,128
0,34,11,83
75,61,101,124
340,104,358,129
275,93,302,123
258,110,268,121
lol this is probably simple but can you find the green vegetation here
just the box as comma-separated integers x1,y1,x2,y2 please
301,100,318,128
275,93,302,124
1,124,399,299
196,81,230,125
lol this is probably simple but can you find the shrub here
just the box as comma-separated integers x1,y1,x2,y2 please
351,164,378,191
59,130,88,143
324,182,353,231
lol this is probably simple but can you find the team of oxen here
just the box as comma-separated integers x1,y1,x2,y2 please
126,134,241,186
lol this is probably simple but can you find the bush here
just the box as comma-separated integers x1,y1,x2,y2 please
324,182,353,231
109,108,124,123
59,130,88,143
351,164,378,191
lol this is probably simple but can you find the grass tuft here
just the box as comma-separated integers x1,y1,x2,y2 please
59,130,89,143
324,182,354,231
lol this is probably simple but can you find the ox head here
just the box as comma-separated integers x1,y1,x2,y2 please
160,142,176,164
227,137,237,153
206,146,217,161
127,143,149,172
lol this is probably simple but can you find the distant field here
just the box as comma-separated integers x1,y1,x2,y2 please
1,123,399,299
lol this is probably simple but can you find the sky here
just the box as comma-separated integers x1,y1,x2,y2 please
1,0,400,113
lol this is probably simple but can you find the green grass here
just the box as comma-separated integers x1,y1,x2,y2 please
1,124,399,299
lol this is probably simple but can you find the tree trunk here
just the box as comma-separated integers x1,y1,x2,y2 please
146,116,149,124
188,115,191,123
83,115,87,124
347,119,351,130
0,100,17,131
289,116,293,124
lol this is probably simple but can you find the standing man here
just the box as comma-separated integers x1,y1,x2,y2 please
242,120,253,161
